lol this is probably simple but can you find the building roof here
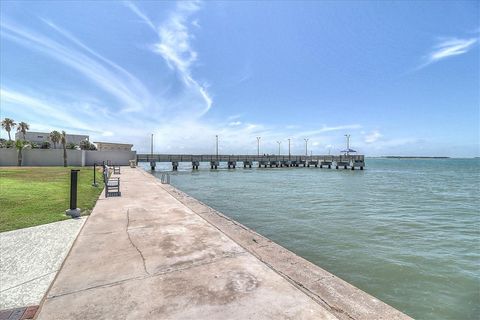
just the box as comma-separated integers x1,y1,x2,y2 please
93,142,133,146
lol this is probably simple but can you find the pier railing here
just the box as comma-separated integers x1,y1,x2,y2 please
136,154,364,163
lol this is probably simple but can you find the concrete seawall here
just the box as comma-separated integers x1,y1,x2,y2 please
35,167,411,319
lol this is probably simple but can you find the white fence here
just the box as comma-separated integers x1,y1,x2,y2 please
0,149,136,166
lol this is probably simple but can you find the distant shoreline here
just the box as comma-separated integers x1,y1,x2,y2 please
365,157,479,159
381,156,450,159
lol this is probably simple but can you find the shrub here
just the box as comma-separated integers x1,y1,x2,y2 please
66,142,77,150
5,140,14,148
31,142,40,149
41,141,51,149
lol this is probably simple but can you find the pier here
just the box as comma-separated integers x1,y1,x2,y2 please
137,154,365,171
35,167,409,319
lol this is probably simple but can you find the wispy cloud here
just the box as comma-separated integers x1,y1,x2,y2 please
414,37,478,70
429,38,477,62
295,124,362,138
0,5,371,155
123,1,156,32
0,87,157,142
364,130,382,144
1,88,96,132
124,0,212,115
0,19,155,113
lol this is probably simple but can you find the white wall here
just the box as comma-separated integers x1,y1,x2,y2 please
85,150,136,166
0,149,137,166
0,149,17,166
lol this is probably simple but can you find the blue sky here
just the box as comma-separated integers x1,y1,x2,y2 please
1,1,478,156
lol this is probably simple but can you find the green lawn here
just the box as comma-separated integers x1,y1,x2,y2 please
0,167,104,232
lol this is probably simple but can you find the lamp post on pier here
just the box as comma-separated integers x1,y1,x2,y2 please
304,138,309,157
150,133,155,170
256,137,261,156
277,141,281,156
345,134,350,156
288,138,291,160
151,133,154,157
215,135,219,159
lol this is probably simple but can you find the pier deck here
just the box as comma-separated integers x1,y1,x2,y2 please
35,168,409,320
137,154,365,170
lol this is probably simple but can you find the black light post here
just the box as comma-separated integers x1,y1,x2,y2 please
66,169,81,218
92,162,98,187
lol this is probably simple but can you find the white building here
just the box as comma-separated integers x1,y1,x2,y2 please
93,141,133,151
15,131,89,148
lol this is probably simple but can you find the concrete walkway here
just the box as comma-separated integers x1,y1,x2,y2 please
0,217,86,309
36,168,409,319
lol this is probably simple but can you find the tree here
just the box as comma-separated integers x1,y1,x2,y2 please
49,130,61,149
61,131,67,167
15,140,28,166
80,140,96,150
1,118,16,141
17,122,30,140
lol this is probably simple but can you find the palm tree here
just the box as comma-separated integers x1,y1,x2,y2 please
61,131,67,167
17,122,30,140
49,130,61,149
15,140,28,166
1,118,16,141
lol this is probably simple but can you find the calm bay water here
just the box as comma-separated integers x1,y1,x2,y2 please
146,158,479,319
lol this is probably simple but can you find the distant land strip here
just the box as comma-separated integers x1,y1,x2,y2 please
381,156,450,159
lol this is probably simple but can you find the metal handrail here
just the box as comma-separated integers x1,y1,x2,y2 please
161,173,170,184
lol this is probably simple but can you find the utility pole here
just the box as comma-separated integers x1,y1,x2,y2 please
256,137,261,156
304,138,309,157
277,141,281,155
216,135,219,159
288,138,291,160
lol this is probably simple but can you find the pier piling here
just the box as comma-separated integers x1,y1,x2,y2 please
172,161,178,171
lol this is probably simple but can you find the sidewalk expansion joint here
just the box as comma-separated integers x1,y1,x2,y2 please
46,251,246,301
0,271,57,293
